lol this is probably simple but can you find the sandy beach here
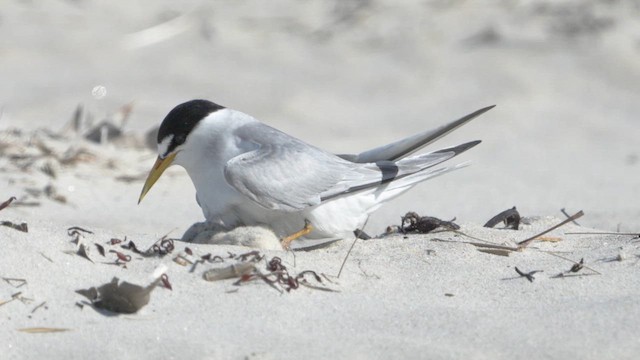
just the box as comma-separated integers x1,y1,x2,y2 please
1,1,639,359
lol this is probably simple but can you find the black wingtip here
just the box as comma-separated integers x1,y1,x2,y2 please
472,104,496,117
454,140,482,154
433,140,482,155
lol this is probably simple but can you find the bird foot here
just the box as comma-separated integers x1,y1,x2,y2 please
280,219,313,250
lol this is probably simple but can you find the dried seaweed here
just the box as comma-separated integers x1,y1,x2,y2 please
484,207,521,230
236,256,336,293
514,267,543,282
400,212,460,234
148,236,175,256
0,221,28,233
236,250,263,262
117,236,176,257
95,243,106,257
67,226,94,243
353,229,371,240
0,197,16,212
76,243,94,263
160,274,172,290
201,252,336,293
109,250,132,263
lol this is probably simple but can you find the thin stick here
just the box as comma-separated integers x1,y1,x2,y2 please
39,252,54,263
0,298,16,307
452,230,500,245
565,232,639,236
542,251,601,275
337,238,357,279
31,301,46,314
517,211,584,249
336,216,372,278
561,208,581,226
2,278,27,288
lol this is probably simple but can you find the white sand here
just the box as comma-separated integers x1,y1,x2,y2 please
1,1,639,359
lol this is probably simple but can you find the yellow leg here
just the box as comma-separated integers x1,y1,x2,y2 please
281,219,313,250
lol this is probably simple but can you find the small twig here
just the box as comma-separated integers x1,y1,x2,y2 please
517,211,584,249
39,252,54,263
451,230,497,245
31,301,47,314
543,252,601,275
11,201,41,207
0,295,18,307
2,277,27,288
6,291,32,305
550,273,601,279
17,327,70,333
565,231,639,237
560,208,581,226
337,238,358,278
433,236,517,252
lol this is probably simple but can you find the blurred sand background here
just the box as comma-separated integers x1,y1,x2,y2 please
1,1,639,359
1,0,638,235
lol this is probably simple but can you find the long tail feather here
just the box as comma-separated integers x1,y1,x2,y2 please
338,105,494,163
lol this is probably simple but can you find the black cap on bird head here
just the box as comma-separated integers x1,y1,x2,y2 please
157,99,225,157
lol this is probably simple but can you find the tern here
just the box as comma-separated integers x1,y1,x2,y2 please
139,100,494,246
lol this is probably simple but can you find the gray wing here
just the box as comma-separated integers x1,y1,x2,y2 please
224,122,356,211
338,105,494,163
225,121,481,211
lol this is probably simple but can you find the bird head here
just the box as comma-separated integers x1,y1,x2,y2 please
138,99,224,204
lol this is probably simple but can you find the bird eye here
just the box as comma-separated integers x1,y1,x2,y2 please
174,134,186,145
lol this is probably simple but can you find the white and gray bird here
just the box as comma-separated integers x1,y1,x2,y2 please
138,100,494,245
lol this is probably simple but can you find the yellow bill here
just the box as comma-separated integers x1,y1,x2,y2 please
138,153,177,204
